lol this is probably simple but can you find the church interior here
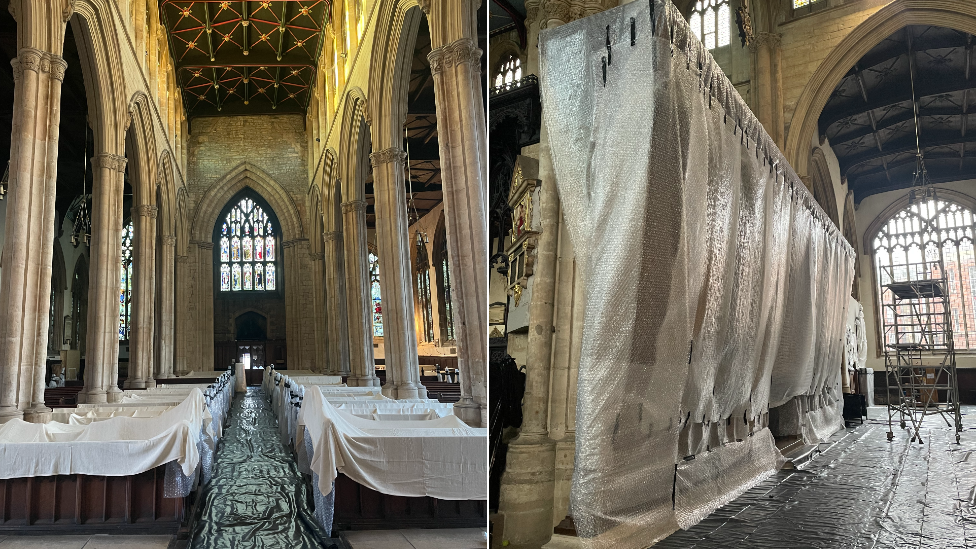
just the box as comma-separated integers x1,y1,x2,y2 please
0,0,489,548
489,0,976,548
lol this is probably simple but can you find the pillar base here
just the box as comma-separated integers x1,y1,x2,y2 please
79,390,107,404
123,379,147,389
453,397,482,426
24,406,53,424
498,434,558,549
381,383,396,398
394,382,421,400
0,407,25,424
156,373,175,379
107,387,123,403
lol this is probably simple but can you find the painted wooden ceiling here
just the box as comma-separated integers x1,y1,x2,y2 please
160,0,332,118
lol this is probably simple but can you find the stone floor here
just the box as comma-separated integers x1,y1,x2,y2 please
0,535,174,549
340,528,487,548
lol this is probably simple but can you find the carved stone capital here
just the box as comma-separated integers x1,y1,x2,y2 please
369,147,406,168
163,235,177,246
177,255,190,264
91,153,127,173
418,0,430,14
542,0,571,27
309,252,324,261
341,200,368,214
63,0,76,21
49,57,67,82
134,205,158,219
323,230,343,242
749,32,781,52
17,48,42,74
428,38,482,75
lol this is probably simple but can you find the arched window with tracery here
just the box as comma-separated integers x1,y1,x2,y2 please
493,55,522,91
217,196,279,293
689,0,730,50
433,216,455,343
369,251,383,337
415,233,434,343
873,198,976,349
119,221,133,341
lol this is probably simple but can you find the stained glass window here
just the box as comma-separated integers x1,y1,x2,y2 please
493,56,522,91
415,236,434,343
874,199,976,349
219,196,278,292
689,0,730,50
369,252,383,337
119,221,133,341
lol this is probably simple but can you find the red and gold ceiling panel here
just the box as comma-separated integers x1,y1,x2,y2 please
160,0,331,117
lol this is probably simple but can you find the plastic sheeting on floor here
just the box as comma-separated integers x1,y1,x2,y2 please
190,388,329,549
658,408,976,548
538,1,854,547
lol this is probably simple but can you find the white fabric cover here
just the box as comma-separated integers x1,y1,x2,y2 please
539,2,854,546
298,387,487,500
0,389,210,478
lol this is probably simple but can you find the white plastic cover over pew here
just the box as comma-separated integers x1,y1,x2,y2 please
0,389,211,479
298,386,487,500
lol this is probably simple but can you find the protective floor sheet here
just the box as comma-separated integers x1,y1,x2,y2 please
190,388,328,549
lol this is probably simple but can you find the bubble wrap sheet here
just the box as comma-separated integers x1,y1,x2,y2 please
539,2,854,547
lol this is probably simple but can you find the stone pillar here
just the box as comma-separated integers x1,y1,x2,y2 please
427,38,488,426
0,49,67,422
370,147,425,400
750,32,784,147
126,204,157,389
283,240,303,370
310,252,329,373
323,230,350,376
198,242,215,371
80,153,127,404
156,235,176,378
174,254,189,375
341,200,378,387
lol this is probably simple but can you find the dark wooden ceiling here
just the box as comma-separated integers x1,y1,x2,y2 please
160,0,331,118
821,25,976,204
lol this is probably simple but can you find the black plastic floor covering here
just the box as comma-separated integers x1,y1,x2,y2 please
658,407,976,549
190,387,328,548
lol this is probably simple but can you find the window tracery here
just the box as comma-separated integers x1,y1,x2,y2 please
873,198,976,349
369,251,383,337
119,221,133,341
219,197,278,292
493,56,522,91
689,0,730,50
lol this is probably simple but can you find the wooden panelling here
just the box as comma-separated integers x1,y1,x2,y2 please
0,465,185,534
331,474,486,531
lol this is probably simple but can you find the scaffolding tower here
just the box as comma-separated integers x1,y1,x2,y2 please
881,260,962,444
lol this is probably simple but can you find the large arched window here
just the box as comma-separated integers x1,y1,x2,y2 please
368,251,383,336
689,0,730,50
493,56,522,91
873,198,976,349
218,196,278,293
433,217,455,343
119,221,133,341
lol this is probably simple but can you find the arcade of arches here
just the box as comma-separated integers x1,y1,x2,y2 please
0,0,487,430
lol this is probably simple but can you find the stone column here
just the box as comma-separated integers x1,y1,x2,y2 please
323,230,350,375
198,242,215,371
126,204,157,389
174,254,189,375
427,38,488,426
341,199,378,387
310,252,329,373
370,147,425,400
283,240,302,370
80,153,127,404
750,32,784,147
0,50,67,422
156,235,176,378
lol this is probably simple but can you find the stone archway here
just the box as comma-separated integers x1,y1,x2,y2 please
785,0,976,179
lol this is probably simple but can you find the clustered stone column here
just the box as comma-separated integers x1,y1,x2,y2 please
323,230,350,376
156,235,176,378
310,252,329,373
80,153,128,404
341,199,379,387
0,49,67,423
197,242,215,371
370,147,425,400
174,254,190,375
126,204,158,389
750,32,784,147
427,37,488,426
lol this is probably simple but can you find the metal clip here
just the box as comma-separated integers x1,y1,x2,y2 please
631,17,636,46
606,25,612,65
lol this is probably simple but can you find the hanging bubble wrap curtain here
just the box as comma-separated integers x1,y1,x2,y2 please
538,1,855,547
